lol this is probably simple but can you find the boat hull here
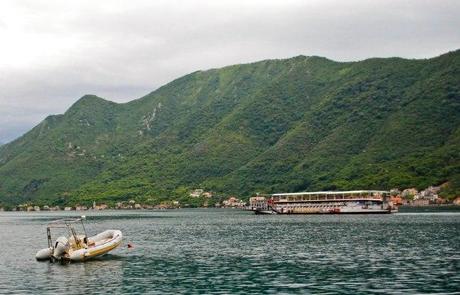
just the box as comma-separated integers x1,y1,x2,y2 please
254,209,277,215
35,247,53,261
272,210,392,214
35,230,123,262
69,230,123,261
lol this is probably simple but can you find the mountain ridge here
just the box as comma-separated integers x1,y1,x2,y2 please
0,50,459,206
32,49,457,111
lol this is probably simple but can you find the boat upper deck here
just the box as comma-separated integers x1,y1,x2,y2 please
271,190,389,203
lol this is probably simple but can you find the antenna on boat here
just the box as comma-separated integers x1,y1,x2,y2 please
80,215,88,237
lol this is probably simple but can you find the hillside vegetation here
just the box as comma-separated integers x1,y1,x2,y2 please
0,50,459,206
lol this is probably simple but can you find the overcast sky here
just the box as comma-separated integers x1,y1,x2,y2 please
0,0,459,143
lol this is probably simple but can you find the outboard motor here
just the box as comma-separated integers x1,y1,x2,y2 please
53,236,70,259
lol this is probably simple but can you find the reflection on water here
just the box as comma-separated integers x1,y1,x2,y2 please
0,209,459,294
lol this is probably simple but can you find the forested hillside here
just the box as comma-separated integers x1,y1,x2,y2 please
0,50,459,206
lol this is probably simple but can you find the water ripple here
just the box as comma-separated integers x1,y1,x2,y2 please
0,210,459,294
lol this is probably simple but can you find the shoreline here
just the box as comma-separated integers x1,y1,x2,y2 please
1,205,460,213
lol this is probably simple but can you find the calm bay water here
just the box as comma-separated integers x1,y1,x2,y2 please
0,209,459,294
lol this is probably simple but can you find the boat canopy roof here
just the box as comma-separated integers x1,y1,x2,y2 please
271,190,389,196
47,216,86,228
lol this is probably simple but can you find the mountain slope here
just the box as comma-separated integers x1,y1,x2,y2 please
0,51,459,206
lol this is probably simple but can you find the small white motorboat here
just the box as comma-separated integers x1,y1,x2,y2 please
36,216,123,262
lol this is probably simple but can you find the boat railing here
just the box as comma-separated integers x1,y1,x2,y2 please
45,216,88,249
275,195,384,203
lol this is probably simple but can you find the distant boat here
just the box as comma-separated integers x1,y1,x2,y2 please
35,216,122,262
252,190,396,214
254,208,277,215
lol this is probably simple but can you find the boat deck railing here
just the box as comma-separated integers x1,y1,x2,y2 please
271,191,389,203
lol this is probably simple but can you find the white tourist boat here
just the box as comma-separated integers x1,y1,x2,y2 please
252,190,396,214
35,216,123,262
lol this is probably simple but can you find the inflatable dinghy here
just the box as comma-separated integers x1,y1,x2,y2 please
36,216,122,262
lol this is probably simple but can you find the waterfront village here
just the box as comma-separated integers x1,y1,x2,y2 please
1,186,459,212
0,188,247,212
